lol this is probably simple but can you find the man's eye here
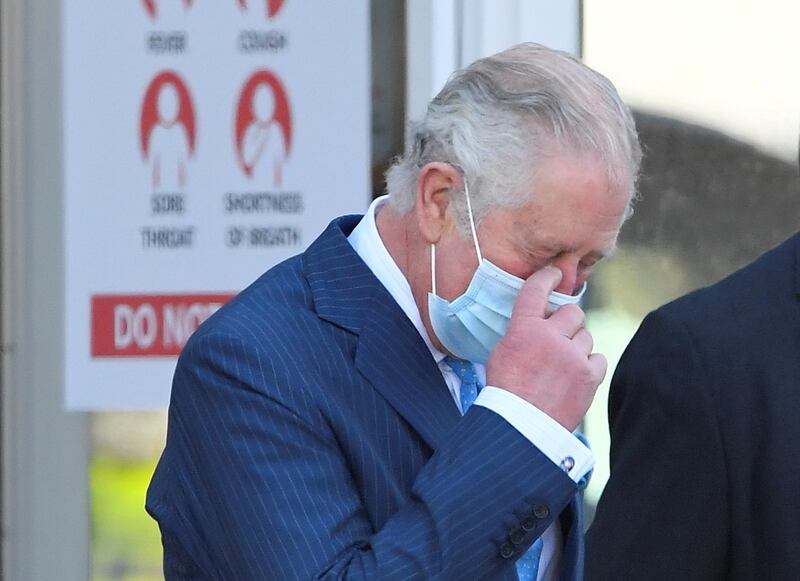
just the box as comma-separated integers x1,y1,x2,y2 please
579,258,600,271
528,249,558,262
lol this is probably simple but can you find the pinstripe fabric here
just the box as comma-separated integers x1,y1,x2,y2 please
146,215,585,580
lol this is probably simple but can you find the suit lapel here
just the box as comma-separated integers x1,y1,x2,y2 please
303,216,461,451
354,294,461,450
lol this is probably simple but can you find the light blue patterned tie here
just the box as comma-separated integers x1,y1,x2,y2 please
515,539,544,581
443,356,482,412
443,357,543,580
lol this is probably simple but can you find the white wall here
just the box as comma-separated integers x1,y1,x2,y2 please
406,0,581,124
2,0,91,578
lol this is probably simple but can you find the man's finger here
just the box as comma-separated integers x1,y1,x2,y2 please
548,303,585,338
587,352,608,385
571,327,594,354
511,266,563,320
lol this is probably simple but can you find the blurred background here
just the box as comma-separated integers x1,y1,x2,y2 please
2,1,798,580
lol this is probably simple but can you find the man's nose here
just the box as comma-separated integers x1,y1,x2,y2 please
551,260,579,295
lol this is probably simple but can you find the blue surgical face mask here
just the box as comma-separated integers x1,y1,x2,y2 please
427,181,586,364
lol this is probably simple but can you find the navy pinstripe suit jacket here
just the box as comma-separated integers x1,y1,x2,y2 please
146,215,585,580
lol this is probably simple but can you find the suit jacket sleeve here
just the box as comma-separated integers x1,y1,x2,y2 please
149,331,577,580
586,309,729,580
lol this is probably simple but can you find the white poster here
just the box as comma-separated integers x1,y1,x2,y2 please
64,0,370,409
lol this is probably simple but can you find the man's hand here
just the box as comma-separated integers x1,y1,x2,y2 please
486,266,606,431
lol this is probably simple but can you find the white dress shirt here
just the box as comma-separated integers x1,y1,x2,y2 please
348,195,593,581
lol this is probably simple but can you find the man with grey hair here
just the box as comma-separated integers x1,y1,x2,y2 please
147,42,640,580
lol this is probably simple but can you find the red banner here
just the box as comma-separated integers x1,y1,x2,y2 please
91,293,235,357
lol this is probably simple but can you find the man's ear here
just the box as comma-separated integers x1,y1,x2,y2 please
414,162,461,244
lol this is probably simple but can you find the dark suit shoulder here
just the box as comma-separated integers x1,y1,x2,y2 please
624,231,800,416
177,253,356,401
653,232,799,340
188,255,319,348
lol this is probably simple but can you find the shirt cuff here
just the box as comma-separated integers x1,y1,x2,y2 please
474,386,594,484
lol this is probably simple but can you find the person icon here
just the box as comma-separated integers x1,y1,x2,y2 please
241,84,287,187
149,83,190,190
140,72,196,191
235,70,292,187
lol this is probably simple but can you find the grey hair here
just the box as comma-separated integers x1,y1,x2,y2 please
385,42,642,233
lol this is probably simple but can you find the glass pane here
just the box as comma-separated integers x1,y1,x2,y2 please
581,0,800,517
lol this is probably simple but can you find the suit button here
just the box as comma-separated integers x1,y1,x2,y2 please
509,527,525,545
499,542,515,559
533,504,550,519
521,515,537,531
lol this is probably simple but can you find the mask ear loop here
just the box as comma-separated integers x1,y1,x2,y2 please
430,244,437,296
432,177,482,297
463,180,482,265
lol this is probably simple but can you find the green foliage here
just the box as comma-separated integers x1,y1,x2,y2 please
91,456,162,581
